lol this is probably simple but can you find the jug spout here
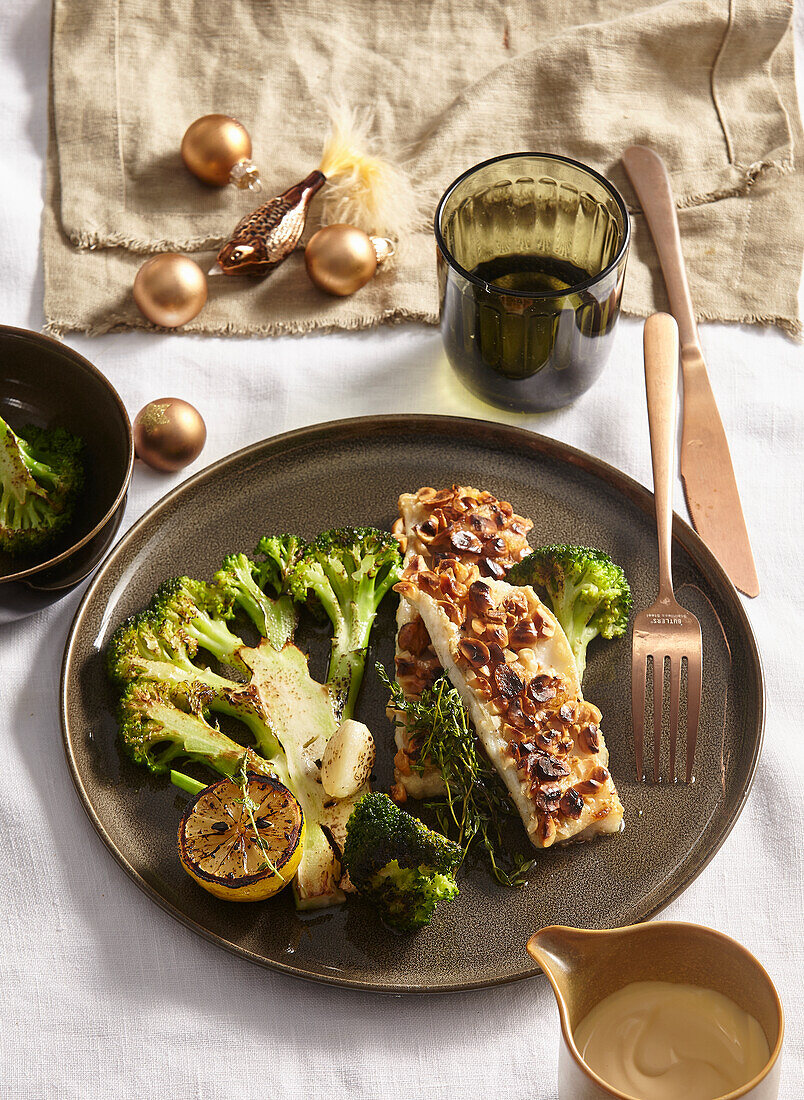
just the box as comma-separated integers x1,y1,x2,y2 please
527,924,648,1034
526,925,602,1024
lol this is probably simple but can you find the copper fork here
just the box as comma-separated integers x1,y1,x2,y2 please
632,313,702,782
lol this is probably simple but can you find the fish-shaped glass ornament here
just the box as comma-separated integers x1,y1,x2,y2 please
209,171,325,277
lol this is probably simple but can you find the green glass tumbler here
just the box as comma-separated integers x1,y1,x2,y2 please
435,153,630,412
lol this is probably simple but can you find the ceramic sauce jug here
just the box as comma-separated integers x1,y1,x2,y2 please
527,922,784,1100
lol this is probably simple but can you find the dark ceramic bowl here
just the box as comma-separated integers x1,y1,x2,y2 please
0,326,133,622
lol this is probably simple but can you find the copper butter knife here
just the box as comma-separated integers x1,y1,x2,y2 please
622,145,759,598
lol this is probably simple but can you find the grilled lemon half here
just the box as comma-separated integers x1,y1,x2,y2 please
178,773,304,902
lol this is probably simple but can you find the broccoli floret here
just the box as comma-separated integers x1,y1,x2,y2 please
107,607,284,763
148,576,245,668
507,545,632,682
118,680,271,779
0,416,83,555
289,527,402,717
214,551,296,650
254,534,306,596
107,609,224,687
342,792,461,931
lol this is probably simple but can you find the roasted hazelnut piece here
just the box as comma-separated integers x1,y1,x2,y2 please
539,815,557,847
397,617,431,657
578,723,601,754
560,788,584,819
479,557,506,579
458,637,490,667
575,766,610,795
448,528,483,554
468,514,498,539
494,663,524,698
416,570,443,598
438,571,461,599
483,536,507,558
503,590,528,616
484,624,508,648
467,579,494,615
438,601,463,625
534,786,562,813
394,657,417,679
505,701,536,733
416,517,438,540
508,619,542,648
533,753,571,782
528,675,557,704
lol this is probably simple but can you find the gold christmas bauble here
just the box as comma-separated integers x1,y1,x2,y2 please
133,398,206,471
304,225,379,297
181,115,259,188
132,254,208,328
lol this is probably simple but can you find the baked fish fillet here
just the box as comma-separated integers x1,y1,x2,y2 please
395,553,624,848
391,485,533,800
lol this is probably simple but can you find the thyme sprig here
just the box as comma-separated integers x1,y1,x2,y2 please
233,758,282,878
379,666,536,887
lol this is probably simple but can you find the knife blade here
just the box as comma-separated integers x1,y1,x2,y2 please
622,145,759,598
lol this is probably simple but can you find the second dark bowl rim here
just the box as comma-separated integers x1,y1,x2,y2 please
0,325,135,585
434,150,632,300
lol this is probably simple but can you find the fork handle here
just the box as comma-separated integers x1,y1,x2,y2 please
644,313,680,602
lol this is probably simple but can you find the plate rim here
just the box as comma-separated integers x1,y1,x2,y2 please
59,414,765,994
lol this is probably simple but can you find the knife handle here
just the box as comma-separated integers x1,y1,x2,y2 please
643,313,680,600
622,146,699,351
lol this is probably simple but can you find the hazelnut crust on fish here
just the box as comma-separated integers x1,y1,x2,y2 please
390,486,533,800
391,486,623,849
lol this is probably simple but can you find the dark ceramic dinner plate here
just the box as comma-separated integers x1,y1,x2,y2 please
60,416,763,993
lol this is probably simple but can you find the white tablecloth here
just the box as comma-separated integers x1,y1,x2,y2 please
1,1,802,1096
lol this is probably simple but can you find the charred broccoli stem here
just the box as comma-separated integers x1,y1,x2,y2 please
214,551,296,650
507,544,632,681
118,680,272,779
289,527,402,717
0,416,83,554
342,792,461,932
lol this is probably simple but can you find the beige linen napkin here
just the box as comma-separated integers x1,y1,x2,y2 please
45,0,804,337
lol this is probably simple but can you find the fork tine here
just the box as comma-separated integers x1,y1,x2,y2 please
631,650,646,780
652,654,664,782
667,655,682,781
685,651,702,782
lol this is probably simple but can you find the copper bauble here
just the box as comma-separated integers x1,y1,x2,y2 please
133,398,206,471
181,115,261,190
305,225,389,296
133,254,208,328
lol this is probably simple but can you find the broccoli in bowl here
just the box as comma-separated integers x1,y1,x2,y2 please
0,415,83,555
